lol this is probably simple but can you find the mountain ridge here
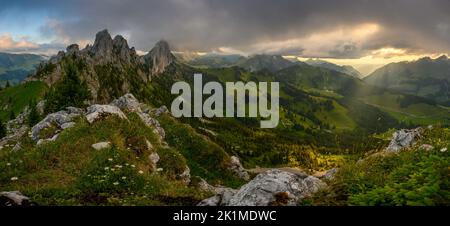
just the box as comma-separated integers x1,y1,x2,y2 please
364,55,450,106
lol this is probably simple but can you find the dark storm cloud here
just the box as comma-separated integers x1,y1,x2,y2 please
2,0,450,56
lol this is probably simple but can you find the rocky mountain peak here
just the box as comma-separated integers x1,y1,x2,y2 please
113,35,136,63
91,29,114,60
66,44,79,55
147,40,175,74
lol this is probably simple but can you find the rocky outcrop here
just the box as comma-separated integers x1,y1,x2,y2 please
228,156,250,181
110,93,165,141
113,35,137,64
0,108,30,147
30,29,175,102
146,105,168,117
85,104,127,123
90,29,114,62
385,128,422,152
111,93,141,112
0,191,35,206
31,107,84,142
145,40,175,74
91,141,111,150
199,169,326,206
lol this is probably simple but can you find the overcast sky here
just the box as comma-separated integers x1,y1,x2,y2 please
1,0,450,74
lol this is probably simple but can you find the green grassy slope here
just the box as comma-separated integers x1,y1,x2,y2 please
0,113,221,205
0,81,48,121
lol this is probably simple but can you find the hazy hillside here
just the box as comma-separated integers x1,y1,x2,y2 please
0,52,45,86
364,55,450,106
186,53,245,68
236,54,297,72
305,59,363,79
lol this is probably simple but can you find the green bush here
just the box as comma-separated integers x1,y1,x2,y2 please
44,59,90,113
349,151,449,206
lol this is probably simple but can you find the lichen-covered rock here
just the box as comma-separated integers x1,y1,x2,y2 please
0,191,35,206
385,128,422,152
91,141,111,150
111,93,141,112
228,156,250,181
110,94,166,141
31,107,84,141
227,169,326,206
147,105,168,116
85,104,127,123
137,112,165,140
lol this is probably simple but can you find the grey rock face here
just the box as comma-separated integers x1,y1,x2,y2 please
385,128,422,152
0,109,30,146
137,112,165,141
113,35,136,63
66,44,79,55
227,169,326,206
85,104,127,123
111,93,141,112
147,105,168,117
228,156,250,181
146,40,175,74
31,107,84,141
0,191,35,206
199,169,326,206
91,29,114,61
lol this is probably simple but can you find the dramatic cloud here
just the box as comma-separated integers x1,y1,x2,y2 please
0,34,39,51
1,0,450,60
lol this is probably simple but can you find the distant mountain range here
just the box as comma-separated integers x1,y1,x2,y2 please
305,59,363,79
181,53,245,68
364,55,450,106
0,52,45,86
